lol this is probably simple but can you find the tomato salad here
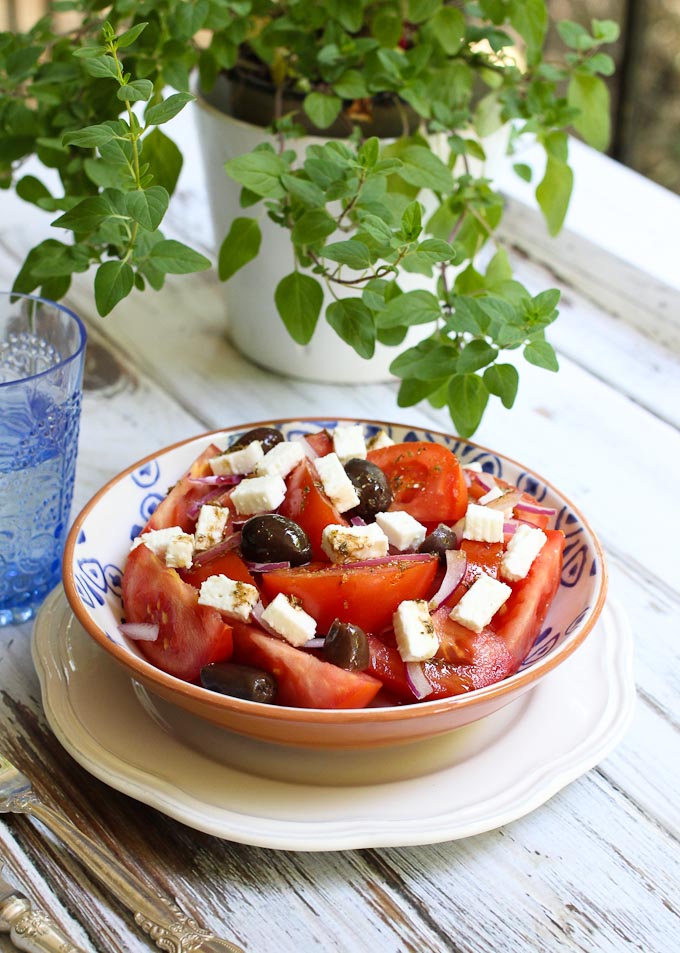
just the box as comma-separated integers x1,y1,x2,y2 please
121,425,564,709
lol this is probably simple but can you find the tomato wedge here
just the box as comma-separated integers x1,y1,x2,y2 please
230,623,381,709
260,555,438,636
181,550,255,589
367,441,467,523
122,542,233,682
278,458,347,561
145,443,222,533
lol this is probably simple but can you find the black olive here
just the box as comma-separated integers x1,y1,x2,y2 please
323,619,370,671
344,458,393,521
418,523,458,564
200,663,277,703
240,513,312,566
228,426,283,454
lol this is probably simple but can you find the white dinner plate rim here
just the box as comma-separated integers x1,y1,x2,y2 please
31,586,635,851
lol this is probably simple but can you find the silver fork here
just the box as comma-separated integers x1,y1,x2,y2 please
0,754,246,952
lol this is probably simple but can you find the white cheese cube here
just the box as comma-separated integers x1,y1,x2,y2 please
462,460,483,472
501,524,547,582
131,526,194,568
210,440,264,476
462,502,505,543
230,474,287,516
260,593,317,647
194,503,229,551
164,532,195,569
449,574,512,633
332,424,367,463
478,485,505,505
314,453,360,513
198,575,259,621
375,511,427,551
321,523,389,564
255,440,304,479
394,599,438,662
366,429,394,451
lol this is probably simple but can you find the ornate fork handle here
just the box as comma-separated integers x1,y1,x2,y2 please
0,890,85,953
12,793,244,952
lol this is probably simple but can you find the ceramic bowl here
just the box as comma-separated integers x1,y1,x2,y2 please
62,417,607,750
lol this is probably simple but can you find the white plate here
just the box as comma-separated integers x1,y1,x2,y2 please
32,586,634,852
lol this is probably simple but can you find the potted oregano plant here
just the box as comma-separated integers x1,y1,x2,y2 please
0,1,619,436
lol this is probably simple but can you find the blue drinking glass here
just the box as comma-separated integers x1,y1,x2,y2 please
0,292,87,625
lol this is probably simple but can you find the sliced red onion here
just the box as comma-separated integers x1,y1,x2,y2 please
119,622,159,641
251,600,280,637
503,520,518,535
292,435,319,460
301,637,326,649
350,516,366,526
192,532,241,566
514,500,557,516
405,661,432,700
344,552,436,569
429,549,467,610
245,560,291,573
473,471,496,492
185,487,230,520
188,474,242,486
484,489,524,514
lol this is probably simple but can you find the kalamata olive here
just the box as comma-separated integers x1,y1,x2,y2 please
418,523,458,564
344,458,393,521
323,619,370,671
240,513,312,566
200,662,277,703
228,426,283,454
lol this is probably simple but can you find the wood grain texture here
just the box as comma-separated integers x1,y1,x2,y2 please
1,111,679,953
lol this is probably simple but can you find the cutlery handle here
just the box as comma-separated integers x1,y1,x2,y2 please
22,800,245,953
0,891,86,953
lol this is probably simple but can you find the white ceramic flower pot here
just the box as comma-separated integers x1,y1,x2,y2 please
193,83,510,384
193,92,434,383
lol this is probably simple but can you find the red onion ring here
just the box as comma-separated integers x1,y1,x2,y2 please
405,661,432,700
350,516,367,526
188,474,242,486
429,549,467,610
245,560,291,573
119,622,159,641
301,637,326,649
473,471,496,492
251,600,281,638
192,532,241,566
515,500,557,516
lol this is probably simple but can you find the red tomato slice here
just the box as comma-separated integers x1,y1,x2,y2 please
305,430,334,456
260,556,438,636
180,550,255,589
367,441,467,522
145,443,222,533
367,634,417,703
278,458,347,561
492,529,564,659
122,543,233,682
230,624,381,709
425,529,565,698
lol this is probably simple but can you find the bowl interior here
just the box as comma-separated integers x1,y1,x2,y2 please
63,418,606,729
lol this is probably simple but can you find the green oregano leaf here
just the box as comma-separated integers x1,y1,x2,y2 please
448,374,489,439
94,260,134,316
275,273,324,345
483,363,519,408
326,299,376,359
218,217,262,281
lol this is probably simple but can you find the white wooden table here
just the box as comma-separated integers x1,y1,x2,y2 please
1,106,679,952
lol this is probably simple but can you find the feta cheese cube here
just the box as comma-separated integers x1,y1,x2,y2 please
131,526,194,568
164,532,195,569
210,440,264,476
462,460,483,472
449,574,512,633
375,511,427,551
332,424,367,463
255,440,304,479
321,523,389,564
462,502,505,543
501,524,547,582
198,575,259,621
366,429,394,451
260,593,316,647
394,599,438,662
478,485,505,505
314,453,360,513
230,474,287,516
194,503,229,551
